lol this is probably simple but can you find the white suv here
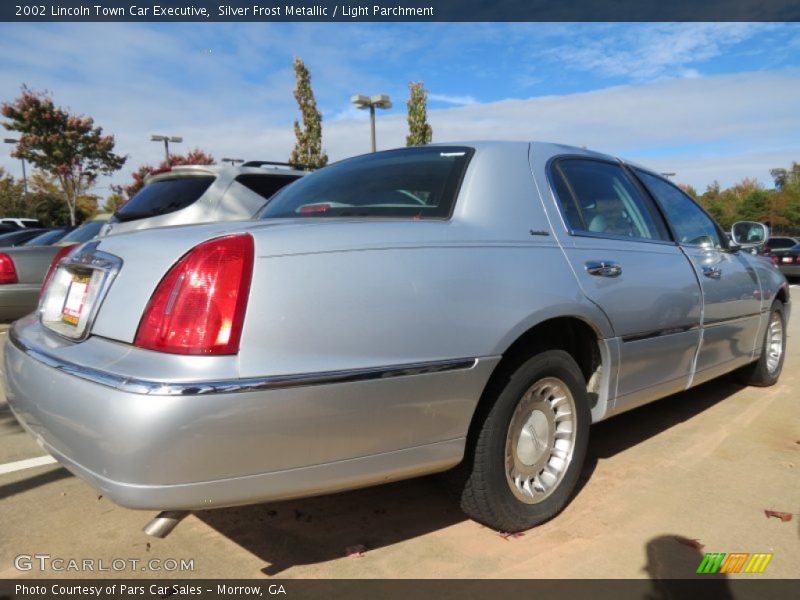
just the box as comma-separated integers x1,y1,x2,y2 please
100,162,306,237
0,218,43,228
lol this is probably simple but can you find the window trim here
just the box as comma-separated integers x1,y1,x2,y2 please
545,155,676,246
630,166,732,252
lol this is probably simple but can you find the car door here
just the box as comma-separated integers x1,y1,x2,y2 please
633,169,763,384
546,157,702,412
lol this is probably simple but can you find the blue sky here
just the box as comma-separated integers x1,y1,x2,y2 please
1,22,799,193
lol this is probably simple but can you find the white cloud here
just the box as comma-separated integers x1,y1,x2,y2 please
428,93,477,106
541,23,777,81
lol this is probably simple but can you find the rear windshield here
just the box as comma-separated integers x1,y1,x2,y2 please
768,238,797,249
23,228,70,246
114,176,215,222
258,146,473,219
59,220,106,244
235,174,301,201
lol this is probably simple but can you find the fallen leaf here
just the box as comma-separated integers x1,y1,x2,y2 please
765,509,793,522
146,542,151,552
499,531,525,540
673,536,705,549
345,544,366,558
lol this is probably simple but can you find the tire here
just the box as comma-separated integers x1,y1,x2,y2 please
458,350,591,532
738,300,787,387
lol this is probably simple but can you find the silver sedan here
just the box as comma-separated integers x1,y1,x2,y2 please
4,142,790,532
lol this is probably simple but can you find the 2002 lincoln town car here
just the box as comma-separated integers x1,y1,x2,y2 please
4,142,790,532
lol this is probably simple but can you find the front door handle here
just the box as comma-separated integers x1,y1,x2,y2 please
585,260,622,278
702,266,722,279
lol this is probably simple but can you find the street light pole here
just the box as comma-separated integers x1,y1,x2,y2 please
350,94,392,153
150,134,183,163
3,138,28,195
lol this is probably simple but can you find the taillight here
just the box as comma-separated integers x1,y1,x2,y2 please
134,234,254,355
0,253,18,284
771,255,780,265
40,244,77,297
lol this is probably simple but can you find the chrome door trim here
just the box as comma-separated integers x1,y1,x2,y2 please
8,326,478,397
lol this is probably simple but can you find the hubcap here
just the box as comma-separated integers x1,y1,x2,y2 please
766,311,784,374
505,377,577,504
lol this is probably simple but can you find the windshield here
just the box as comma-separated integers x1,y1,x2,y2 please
258,146,473,219
114,176,215,222
59,220,107,244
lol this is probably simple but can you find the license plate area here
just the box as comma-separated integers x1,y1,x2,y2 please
40,246,121,340
782,257,793,263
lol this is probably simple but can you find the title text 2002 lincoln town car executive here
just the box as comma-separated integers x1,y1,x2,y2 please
4,142,790,532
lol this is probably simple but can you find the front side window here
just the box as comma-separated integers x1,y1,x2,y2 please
551,158,669,241
635,170,723,248
258,146,473,219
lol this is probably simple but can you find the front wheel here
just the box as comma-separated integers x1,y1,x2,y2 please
738,300,787,387
458,350,591,532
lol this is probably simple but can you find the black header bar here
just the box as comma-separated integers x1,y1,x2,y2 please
2,1,799,23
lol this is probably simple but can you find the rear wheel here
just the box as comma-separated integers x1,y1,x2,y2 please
458,350,590,532
738,300,786,387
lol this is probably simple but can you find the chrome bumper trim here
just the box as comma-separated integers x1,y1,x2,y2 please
8,325,478,396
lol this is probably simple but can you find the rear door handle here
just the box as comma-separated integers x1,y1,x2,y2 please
702,266,722,279
585,260,622,278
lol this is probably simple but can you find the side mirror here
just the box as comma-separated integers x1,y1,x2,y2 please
731,221,768,248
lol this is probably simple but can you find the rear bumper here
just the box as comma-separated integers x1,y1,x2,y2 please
4,318,495,510
777,264,800,278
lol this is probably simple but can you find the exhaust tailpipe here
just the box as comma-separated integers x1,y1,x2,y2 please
143,511,189,538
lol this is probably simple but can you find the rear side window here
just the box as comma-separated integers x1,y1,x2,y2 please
114,176,215,222
551,159,670,241
235,174,301,202
259,146,473,219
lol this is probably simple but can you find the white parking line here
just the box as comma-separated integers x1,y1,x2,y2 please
0,455,57,475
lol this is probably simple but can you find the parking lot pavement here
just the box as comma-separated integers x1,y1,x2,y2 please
0,296,798,580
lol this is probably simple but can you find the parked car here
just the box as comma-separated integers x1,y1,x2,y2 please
0,217,43,228
0,228,48,247
0,215,108,320
767,242,800,279
4,143,789,533
99,162,306,237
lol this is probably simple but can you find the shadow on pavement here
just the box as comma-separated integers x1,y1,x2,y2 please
0,403,23,433
643,534,732,599
194,378,743,575
0,466,70,501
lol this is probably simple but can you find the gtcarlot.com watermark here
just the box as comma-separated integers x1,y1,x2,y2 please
15,553,195,573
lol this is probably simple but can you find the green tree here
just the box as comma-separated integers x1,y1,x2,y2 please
1,87,126,225
289,58,328,169
406,81,433,146
103,192,126,213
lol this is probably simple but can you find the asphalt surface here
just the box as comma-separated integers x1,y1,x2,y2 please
0,287,798,580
